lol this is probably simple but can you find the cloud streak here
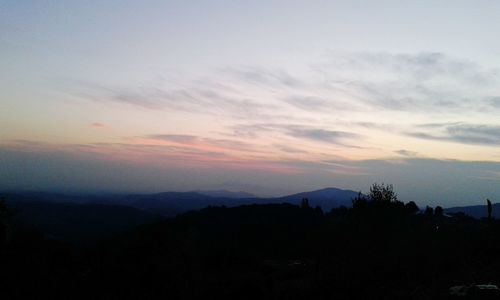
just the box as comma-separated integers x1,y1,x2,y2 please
395,149,418,157
91,122,106,128
72,52,500,119
313,51,500,112
409,123,500,146
287,128,359,144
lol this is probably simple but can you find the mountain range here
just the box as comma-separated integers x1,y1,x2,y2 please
2,187,496,244
2,187,358,216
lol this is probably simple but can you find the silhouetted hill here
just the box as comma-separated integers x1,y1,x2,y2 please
3,191,106,204
445,202,500,219
120,192,222,216
275,187,359,211
6,200,160,244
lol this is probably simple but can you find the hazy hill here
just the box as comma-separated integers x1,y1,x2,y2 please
274,187,359,211
445,202,500,219
120,192,224,216
196,190,257,199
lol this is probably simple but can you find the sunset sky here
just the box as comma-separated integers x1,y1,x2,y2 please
2,1,500,205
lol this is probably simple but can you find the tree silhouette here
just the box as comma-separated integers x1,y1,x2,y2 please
351,191,368,210
300,198,310,209
368,183,398,202
487,199,492,222
405,201,419,214
424,206,434,217
434,206,444,217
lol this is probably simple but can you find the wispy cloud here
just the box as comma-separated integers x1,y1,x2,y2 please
228,123,361,147
281,95,339,111
395,149,418,157
62,51,500,161
222,66,302,88
71,52,500,119
287,128,360,144
274,144,309,154
313,51,500,112
408,123,500,146
72,81,280,121
147,134,198,143
144,134,269,155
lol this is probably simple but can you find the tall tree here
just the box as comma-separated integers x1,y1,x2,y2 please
487,199,492,222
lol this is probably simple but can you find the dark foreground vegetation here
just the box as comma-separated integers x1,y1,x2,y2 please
1,184,500,299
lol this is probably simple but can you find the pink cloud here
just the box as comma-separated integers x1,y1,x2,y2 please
91,122,107,129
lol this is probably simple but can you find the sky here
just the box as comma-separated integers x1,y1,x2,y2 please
2,0,500,206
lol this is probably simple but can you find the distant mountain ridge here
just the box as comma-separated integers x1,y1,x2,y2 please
119,187,359,215
2,187,360,216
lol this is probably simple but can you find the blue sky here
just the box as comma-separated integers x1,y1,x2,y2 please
1,1,500,206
